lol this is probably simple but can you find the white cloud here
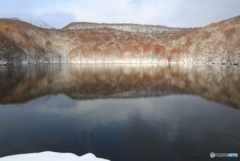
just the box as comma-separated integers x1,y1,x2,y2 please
1,0,240,28
33,0,157,24
39,12,77,28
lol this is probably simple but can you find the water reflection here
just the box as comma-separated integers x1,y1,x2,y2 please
0,64,240,161
0,64,240,108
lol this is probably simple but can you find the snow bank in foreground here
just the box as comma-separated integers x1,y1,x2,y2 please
0,152,110,161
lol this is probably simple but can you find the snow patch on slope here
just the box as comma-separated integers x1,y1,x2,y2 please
22,18,52,29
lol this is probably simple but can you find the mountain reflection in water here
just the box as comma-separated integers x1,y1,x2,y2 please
0,64,240,108
0,64,240,161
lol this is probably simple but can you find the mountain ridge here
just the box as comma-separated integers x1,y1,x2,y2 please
0,15,239,65
22,18,52,29
62,21,198,34
4,17,52,29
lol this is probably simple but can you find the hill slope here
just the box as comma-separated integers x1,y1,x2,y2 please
0,16,239,65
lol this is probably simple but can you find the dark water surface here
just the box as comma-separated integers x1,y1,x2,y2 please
0,64,240,161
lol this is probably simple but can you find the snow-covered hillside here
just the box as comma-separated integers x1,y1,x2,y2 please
63,22,195,34
8,17,52,29
22,18,52,29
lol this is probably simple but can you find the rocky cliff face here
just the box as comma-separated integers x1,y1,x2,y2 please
0,16,239,64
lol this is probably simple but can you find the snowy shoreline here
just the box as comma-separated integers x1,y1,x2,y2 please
0,152,110,161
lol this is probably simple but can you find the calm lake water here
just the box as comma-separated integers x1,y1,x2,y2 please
0,64,240,161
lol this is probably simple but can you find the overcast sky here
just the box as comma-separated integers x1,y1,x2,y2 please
0,0,240,28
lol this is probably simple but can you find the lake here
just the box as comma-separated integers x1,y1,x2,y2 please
0,64,240,161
